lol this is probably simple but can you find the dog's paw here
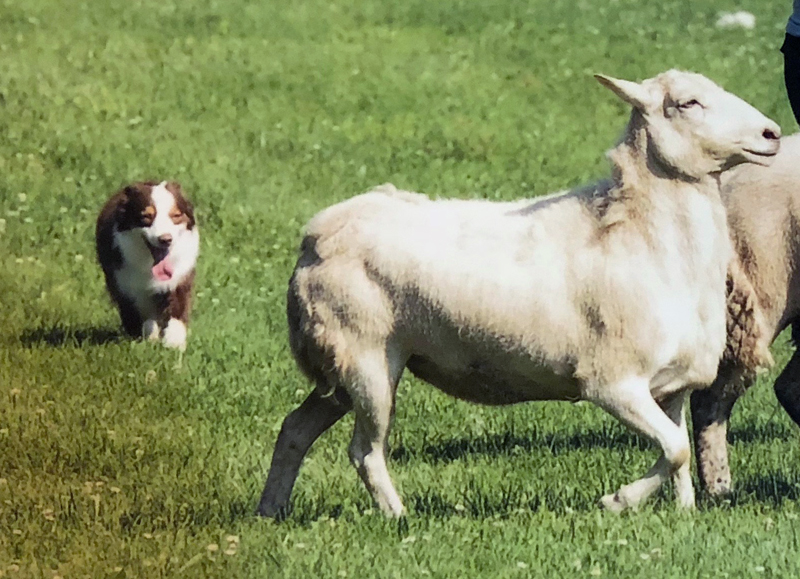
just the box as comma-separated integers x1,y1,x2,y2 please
142,319,160,341
162,318,187,351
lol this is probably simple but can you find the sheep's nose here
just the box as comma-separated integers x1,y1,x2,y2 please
763,127,781,141
158,233,173,246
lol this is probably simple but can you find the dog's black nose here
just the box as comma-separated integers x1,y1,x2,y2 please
158,233,173,245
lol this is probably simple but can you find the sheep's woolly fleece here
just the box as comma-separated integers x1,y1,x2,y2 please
724,261,774,389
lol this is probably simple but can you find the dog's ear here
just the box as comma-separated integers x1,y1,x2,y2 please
182,196,195,225
122,183,147,198
167,181,196,228
116,187,133,220
115,184,144,228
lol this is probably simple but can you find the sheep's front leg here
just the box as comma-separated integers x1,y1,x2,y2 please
662,392,694,508
690,379,740,496
594,378,692,512
347,349,405,517
258,388,351,518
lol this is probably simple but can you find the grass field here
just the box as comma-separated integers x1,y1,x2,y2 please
2,0,800,576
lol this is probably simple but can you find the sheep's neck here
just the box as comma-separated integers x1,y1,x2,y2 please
591,115,723,239
607,114,720,201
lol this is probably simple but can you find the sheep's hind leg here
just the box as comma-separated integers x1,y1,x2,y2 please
690,378,739,496
258,387,351,518
593,378,692,512
347,347,406,517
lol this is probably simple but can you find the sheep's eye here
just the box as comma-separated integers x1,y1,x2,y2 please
677,99,701,110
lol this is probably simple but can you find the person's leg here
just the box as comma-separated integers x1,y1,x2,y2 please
782,33,800,125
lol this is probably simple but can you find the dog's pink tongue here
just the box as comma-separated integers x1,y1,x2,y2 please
152,257,174,281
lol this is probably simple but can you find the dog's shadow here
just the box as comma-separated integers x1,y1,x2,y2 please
20,324,123,348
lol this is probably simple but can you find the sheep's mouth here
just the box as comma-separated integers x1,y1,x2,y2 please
741,147,778,166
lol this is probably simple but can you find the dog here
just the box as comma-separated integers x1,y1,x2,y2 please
95,181,199,350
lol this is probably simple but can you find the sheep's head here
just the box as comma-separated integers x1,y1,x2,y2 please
596,70,780,180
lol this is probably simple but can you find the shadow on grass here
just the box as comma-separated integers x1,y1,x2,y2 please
699,471,800,509
286,481,671,522
389,419,798,467
286,489,570,522
19,324,122,348
409,485,555,518
728,421,797,445
278,424,800,523
280,468,800,524
728,471,800,507
285,473,800,523
391,426,650,465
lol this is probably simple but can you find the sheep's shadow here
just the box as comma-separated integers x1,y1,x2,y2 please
728,422,797,445
19,324,122,348
390,427,650,465
408,486,594,517
390,419,797,466
728,471,800,507
284,470,800,524
286,488,595,523
279,429,800,523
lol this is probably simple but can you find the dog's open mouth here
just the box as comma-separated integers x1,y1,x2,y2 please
147,243,174,281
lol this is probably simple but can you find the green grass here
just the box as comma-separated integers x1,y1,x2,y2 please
1,0,800,576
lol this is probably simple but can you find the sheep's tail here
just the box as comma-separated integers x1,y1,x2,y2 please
286,236,340,398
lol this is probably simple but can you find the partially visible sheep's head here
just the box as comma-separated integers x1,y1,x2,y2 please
595,70,780,179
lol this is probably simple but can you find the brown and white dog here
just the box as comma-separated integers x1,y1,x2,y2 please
95,181,199,350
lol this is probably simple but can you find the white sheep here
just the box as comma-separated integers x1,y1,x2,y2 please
258,70,780,518
691,133,800,495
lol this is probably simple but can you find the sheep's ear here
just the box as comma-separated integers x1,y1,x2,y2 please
594,74,652,111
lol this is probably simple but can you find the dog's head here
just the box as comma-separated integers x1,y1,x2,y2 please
116,181,196,280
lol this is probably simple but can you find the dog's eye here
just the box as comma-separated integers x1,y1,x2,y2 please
677,99,701,110
170,211,184,223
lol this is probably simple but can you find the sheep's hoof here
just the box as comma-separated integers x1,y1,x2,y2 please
600,492,631,513
386,507,407,519
676,488,697,510
375,502,406,518
706,477,733,497
257,501,291,521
